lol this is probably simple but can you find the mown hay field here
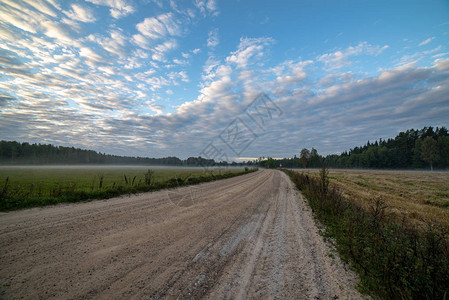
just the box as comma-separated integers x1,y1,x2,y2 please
298,169,449,227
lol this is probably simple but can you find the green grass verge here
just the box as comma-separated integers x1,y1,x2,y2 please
282,168,449,299
0,167,257,211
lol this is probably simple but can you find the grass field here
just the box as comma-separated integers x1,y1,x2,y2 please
0,165,250,210
298,169,449,227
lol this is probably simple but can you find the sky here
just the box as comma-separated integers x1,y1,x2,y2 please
1,0,449,161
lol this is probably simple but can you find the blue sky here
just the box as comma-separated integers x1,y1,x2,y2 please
1,0,449,160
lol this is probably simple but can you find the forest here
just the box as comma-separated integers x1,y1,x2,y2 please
259,126,449,170
0,141,247,166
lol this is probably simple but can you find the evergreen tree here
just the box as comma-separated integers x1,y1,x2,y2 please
421,136,440,171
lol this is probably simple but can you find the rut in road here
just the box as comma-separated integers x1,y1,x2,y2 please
0,170,362,299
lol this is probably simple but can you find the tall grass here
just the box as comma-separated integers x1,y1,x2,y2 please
283,167,449,299
0,168,258,211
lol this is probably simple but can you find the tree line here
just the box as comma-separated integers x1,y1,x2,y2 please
259,126,449,170
2,126,447,169
0,140,253,167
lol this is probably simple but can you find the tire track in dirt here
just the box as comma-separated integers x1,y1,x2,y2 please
0,170,362,299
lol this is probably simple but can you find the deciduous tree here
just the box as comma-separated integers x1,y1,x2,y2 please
299,148,310,168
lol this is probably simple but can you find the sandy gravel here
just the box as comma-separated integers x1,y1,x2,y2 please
0,170,363,299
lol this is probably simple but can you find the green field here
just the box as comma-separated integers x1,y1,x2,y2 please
0,165,253,210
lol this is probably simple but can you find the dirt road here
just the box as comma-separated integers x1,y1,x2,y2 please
0,170,362,299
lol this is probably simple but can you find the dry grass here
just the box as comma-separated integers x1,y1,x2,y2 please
298,169,449,227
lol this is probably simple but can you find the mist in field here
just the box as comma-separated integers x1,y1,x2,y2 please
0,165,245,170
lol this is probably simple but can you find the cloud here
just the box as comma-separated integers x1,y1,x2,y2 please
136,13,180,40
87,30,128,58
207,29,219,48
41,21,79,46
1,0,447,161
2,57,448,159
0,49,24,67
151,39,177,61
0,1,195,156
85,0,135,19
272,60,313,87
226,37,274,68
78,46,106,67
0,94,16,106
64,4,96,23
131,34,151,49
175,57,448,158
21,0,58,17
0,1,43,33
395,45,443,66
194,0,218,16
419,37,435,46
173,58,188,65
318,42,389,70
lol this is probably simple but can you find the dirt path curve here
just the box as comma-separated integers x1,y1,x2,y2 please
0,170,362,299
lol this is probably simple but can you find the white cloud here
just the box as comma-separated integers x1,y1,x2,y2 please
273,60,313,88
88,30,128,58
201,56,221,81
0,2,41,33
178,70,189,82
136,13,180,40
41,21,78,46
132,34,151,49
433,52,449,59
226,37,274,68
79,46,105,67
396,46,443,67
207,29,219,48
98,66,115,75
151,39,177,62
318,42,389,70
173,58,187,65
86,0,135,19
21,0,58,17
419,37,435,46
64,4,96,23
194,0,219,16
149,103,164,115
206,0,217,12
60,18,82,32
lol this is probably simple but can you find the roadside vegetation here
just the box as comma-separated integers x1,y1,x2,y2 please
300,169,449,227
0,166,257,211
283,166,449,299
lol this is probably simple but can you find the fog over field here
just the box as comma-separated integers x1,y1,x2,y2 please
0,165,243,170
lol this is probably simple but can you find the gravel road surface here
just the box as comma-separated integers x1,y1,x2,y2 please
0,170,362,299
